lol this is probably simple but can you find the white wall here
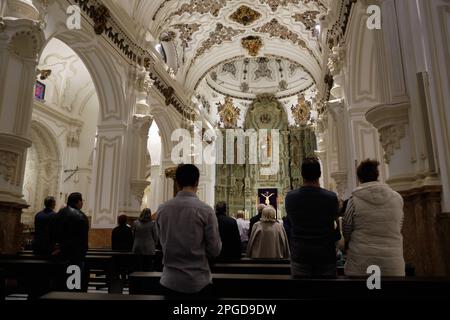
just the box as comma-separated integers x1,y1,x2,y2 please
22,38,99,224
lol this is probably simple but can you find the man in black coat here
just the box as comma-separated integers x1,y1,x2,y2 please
111,214,133,251
248,203,266,238
53,192,89,291
32,196,57,256
215,202,242,261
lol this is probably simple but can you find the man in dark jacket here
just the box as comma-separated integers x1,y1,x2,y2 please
215,202,242,261
32,196,57,256
285,158,340,277
248,203,266,238
111,214,133,251
54,192,89,291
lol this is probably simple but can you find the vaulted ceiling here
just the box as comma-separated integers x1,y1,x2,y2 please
106,0,330,94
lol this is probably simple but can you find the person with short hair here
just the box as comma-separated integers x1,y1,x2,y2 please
133,208,158,271
343,159,405,276
111,214,133,252
214,202,242,261
248,203,266,238
156,164,221,295
54,192,89,262
53,192,89,291
32,196,57,256
285,158,340,277
247,206,290,259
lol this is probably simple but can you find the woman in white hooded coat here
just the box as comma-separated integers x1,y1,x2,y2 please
343,159,405,276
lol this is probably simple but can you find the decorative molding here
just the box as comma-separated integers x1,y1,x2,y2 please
133,115,153,138
66,126,82,147
195,54,316,93
253,19,317,62
378,125,406,164
170,0,231,19
92,4,109,35
241,36,263,57
9,28,40,60
4,0,39,20
0,151,18,183
172,24,201,49
291,94,311,126
217,96,241,129
325,0,356,50
159,31,176,42
254,57,272,79
153,0,172,21
192,23,245,64
292,10,321,35
130,179,150,204
33,100,84,128
259,0,327,12
328,45,346,76
230,5,262,26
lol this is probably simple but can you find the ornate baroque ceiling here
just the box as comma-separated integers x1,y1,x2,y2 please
205,56,315,100
107,0,329,93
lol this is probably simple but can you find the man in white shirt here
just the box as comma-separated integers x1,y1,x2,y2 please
156,164,222,295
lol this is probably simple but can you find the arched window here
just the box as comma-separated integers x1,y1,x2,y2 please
155,43,167,63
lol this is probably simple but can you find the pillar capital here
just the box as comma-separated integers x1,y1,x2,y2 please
3,0,40,21
366,102,409,163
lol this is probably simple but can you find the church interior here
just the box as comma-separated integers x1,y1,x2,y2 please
1,0,450,304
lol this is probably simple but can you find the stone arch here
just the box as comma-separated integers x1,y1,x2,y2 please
345,3,382,108
22,121,62,225
42,2,127,123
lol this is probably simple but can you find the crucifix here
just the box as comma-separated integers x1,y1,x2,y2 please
261,191,275,206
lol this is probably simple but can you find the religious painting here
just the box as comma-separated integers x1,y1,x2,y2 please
34,81,46,100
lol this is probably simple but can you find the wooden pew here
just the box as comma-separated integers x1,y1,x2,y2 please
0,268,5,301
0,259,67,299
0,254,114,294
217,258,290,264
40,291,167,301
129,272,450,300
211,263,291,275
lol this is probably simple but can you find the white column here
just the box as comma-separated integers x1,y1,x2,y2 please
90,122,126,228
0,13,45,253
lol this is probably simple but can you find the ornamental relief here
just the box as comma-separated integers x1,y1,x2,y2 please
171,0,231,19
192,23,244,63
253,19,316,59
217,96,241,129
379,125,406,164
229,5,262,26
241,36,263,57
9,30,40,60
291,94,311,126
171,24,201,48
259,0,326,12
0,151,18,183
292,11,321,34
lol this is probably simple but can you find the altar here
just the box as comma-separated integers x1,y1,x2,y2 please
214,94,317,217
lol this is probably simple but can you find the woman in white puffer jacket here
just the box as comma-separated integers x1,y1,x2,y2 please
343,159,405,276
